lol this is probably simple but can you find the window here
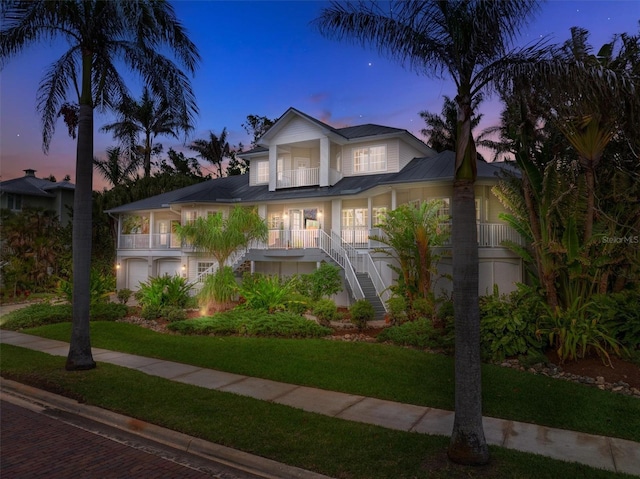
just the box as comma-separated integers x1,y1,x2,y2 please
7,194,22,211
185,211,198,225
197,262,215,276
353,146,386,173
437,198,450,218
372,207,388,225
268,213,282,229
342,208,368,228
256,161,269,184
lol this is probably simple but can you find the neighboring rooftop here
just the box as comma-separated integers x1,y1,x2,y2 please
0,169,75,197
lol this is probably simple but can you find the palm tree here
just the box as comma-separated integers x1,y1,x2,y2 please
101,86,195,178
94,146,140,188
315,0,543,464
419,95,483,153
190,128,231,178
1,0,199,370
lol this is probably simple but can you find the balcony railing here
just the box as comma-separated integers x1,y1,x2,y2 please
119,233,181,249
118,223,524,251
276,167,319,188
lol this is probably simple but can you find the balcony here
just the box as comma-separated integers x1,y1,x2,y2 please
119,233,181,249
276,167,319,188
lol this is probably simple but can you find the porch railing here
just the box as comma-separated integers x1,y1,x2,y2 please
119,233,181,250
276,167,319,188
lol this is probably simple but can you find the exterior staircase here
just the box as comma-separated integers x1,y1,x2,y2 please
356,273,386,320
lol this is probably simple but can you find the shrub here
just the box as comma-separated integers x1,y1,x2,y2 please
141,304,162,320
588,290,640,351
309,263,343,301
350,300,374,331
239,273,293,312
57,269,114,305
285,293,310,315
163,306,187,322
0,302,127,330
410,296,434,320
198,267,237,312
137,274,192,310
479,284,546,362
116,288,133,304
312,299,338,326
377,319,441,349
386,296,408,325
89,302,128,321
168,309,332,338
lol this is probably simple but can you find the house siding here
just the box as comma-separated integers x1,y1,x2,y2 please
273,116,324,144
398,140,426,170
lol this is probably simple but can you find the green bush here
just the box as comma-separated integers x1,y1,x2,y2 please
168,309,331,338
137,274,192,310
285,293,310,315
0,302,127,330
312,299,338,326
198,267,237,312
163,306,187,322
588,290,640,351
239,273,292,312
410,296,434,320
309,263,343,301
480,284,546,362
386,296,408,325
57,269,114,305
116,288,133,304
140,304,162,321
377,319,443,349
350,300,374,331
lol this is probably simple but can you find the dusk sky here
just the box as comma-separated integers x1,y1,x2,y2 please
1,0,638,190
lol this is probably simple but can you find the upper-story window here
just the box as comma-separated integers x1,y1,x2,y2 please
256,161,269,184
353,145,386,173
185,211,198,225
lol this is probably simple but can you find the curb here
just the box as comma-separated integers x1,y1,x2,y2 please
0,377,334,479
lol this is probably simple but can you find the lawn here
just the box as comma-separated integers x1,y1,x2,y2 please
1,344,635,479
9,321,640,442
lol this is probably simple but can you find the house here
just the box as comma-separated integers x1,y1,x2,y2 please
0,169,75,225
107,107,523,311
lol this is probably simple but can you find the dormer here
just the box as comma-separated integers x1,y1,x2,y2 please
239,107,435,192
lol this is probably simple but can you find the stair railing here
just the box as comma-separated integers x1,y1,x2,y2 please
319,230,364,300
361,252,391,311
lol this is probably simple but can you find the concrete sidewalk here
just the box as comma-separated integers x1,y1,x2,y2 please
1,329,639,476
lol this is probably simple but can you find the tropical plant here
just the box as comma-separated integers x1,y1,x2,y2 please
136,274,192,310
371,200,448,306
189,128,232,178
116,288,133,305
198,266,238,313
102,85,195,178
308,263,343,301
93,146,140,188
0,0,199,370
57,269,114,306
315,1,544,463
239,273,294,313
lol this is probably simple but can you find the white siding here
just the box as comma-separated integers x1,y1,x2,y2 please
344,139,399,176
272,117,324,144
398,140,427,170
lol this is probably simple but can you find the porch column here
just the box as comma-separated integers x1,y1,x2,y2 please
258,204,267,220
367,197,373,230
117,215,122,249
319,137,329,187
269,145,277,191
331,199,341,236
391,188,397,210
149,211,154,248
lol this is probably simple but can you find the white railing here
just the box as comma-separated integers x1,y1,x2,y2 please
341,228,369,246
119,234,150,249
439,223,524,247
266,229,319,249
318,230,364,301
362,252,391,309
276,167,319,188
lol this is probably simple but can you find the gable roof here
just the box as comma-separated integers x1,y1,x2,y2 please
107,152,513,214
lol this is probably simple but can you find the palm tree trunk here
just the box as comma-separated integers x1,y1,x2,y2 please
66,62,96,370
448,178,489,465
584,166,595,242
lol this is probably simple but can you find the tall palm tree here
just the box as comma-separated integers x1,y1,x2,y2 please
1,0,199,370
94,146,140,188
102,86,195,178
190,128,231,178
315,0,542,464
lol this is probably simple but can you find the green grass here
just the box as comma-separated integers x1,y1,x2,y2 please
1,344,633,479
16,321,640,442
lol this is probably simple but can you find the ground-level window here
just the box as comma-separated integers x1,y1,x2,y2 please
268,213,282,229
197,262,215,276
7,194,22,211
372,207,388,225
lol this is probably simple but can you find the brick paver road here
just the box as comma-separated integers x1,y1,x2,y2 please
0,400,262,479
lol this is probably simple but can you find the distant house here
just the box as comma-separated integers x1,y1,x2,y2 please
0,169,75,225
107,107,523,312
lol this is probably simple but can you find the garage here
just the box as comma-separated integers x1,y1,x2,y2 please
157,260,181,278
127,259,149,291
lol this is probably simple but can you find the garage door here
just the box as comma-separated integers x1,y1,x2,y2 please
158,260,181,278
127,259,148,291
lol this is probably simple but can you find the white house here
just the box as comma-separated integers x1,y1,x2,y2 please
107,108,523,313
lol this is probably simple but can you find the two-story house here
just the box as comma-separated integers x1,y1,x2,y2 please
0,169,75,226
108,108,523,311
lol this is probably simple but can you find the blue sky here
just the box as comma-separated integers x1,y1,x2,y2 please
1,0,638,189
